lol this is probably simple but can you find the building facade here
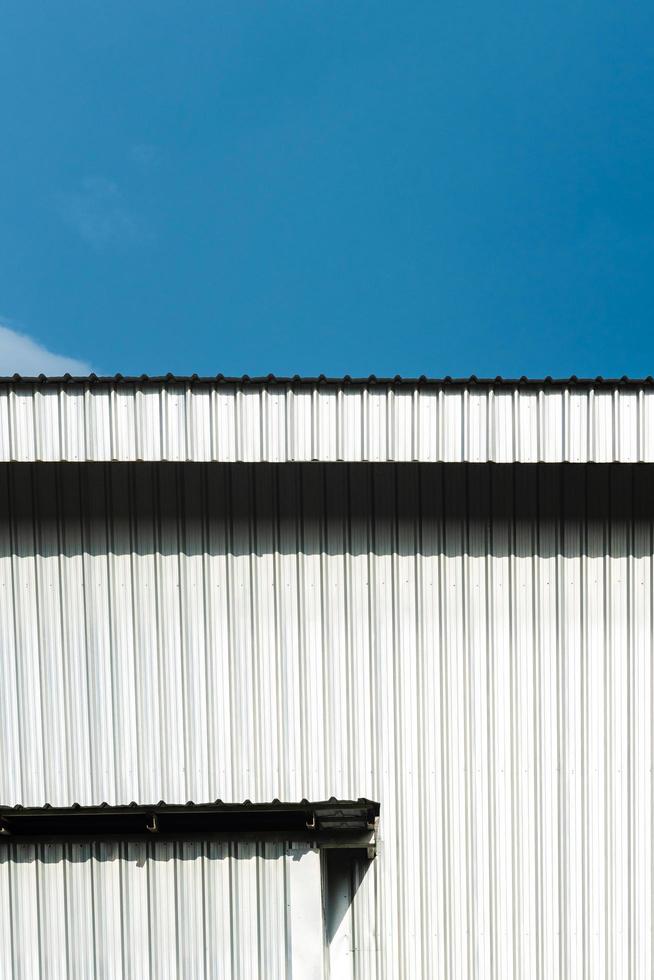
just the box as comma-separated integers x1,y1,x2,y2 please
1,376,654,977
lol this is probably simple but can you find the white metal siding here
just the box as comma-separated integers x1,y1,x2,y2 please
0,840,321,979
1,460,653,978
2,382,654,463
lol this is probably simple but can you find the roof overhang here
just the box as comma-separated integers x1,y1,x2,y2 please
0,799,380,855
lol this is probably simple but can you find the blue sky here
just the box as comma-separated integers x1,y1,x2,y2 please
0,1,653,376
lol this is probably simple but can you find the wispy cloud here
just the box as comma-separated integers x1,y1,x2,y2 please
0,323,92,375
58,176,149,249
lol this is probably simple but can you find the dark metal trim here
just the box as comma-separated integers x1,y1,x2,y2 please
0,374,650,389
0,799,380,847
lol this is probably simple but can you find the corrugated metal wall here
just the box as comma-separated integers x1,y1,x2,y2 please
0,840,313,979
1,380,653,463
1,460,654,978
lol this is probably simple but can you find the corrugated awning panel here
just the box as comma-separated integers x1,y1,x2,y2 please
0,798,379,847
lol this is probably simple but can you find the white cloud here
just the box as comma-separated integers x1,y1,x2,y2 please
58,177,148,249
0,323,93,376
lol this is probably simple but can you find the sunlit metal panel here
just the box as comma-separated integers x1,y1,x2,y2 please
4,378,654,462
0,840,324,979
1,460,653,977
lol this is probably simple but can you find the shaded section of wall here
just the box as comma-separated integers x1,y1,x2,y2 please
1,461,654,978
324,850,372,980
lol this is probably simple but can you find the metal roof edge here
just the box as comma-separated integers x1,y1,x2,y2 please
0,797,380,814
0,374,652,389
0,798,380,850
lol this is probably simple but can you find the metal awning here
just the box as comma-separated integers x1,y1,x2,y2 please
0,798,380,855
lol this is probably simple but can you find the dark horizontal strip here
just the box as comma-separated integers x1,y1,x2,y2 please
0,374,652,388
0,799,379,841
